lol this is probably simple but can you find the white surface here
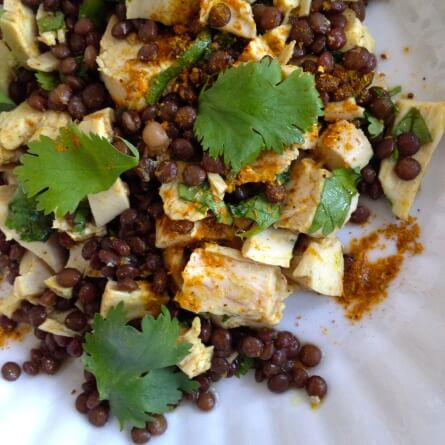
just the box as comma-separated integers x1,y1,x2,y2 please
1,1,445,444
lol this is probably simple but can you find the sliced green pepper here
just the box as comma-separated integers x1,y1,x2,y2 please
146,30,212,105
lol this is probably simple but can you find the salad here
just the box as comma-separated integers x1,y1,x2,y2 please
0,0,444,442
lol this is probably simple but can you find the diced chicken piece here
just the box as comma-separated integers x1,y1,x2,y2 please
200,0,256,39
27,51,59,72
238,25,294,65
65,242,90,274
36,5,66,47
207,173,227,200
274,0,300,17
0,102,44,151
0,41,17,93
324,98,365,122
44,276,72,299
0,185,66,272
163,246,188,289
286,236,344,296
296,0,311,16
52,217,107,242
155,215,236,249
78,108,115,140
0,0,39,66
242,227,298,268
342,8,375,53
315,120,373,170
0,293,21,318
97,16,180,110
29,111,71,141
126,0,200,25
379,100,445,220
276,159,329,234
100,280,169,320
177,317,214,378
88,178,130,226
14,251,53,300
38,318,76,337
175,244,290,328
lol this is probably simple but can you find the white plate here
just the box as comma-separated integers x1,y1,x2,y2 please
1,1,445,444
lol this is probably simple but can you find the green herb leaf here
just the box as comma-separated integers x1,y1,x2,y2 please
178,182,232,225
365,112,385,138
37,11,65,33
15,125,139,218
388,85,402,96
309,168,360,236
229,194,281,237
393,107,433,144
235,356,254,378
5,187,54,242
83,304,198,428
276,169,291,185
79,0,106,27
71,200,90,233
0,90,16,112
194,58,323,172
35,71,59,91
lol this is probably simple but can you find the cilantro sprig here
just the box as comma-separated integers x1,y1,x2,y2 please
83,304,198,428
394,107,433,144
0,90,16,112
35,71,59,91
194,59,323,172
15,125,139,218
364,112,384,138
37,11,65,33
309,168,361,236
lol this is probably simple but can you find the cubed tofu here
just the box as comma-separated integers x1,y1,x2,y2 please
175,244,290,328
342,8,375,53
177,317,214,378
316,120,373,170
200,0,256,39
238,24,294,65
14,251,53,299
27,51,59,72
0,0,39,66
379,100,445,220
52,217,107,242
0,102,44,151
29,110,71,141
297,0,311,16
324,97,365,122
0,40,17,93
88,178,130,226
65,242,90,274
276,159,329,234
78,108,115,139
126,0,200,25
44,275,72,299
241,227,298,267
0,292,22,318
100,280,169,320
97,16,180,110
0,185,66,272
163,246,188,289
38,318,77,337
286,236,344,296
36,5,66,47
207,173,227,200
155,215,236,249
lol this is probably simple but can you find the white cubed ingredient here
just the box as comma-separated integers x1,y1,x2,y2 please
29,111,71,142
163,246,187,288
200,0,256,39
27,51,59,72
0,292,22,318
274,0,300,15
126,0,200,25
342,8,375,53
88,178,130,226
0,41,16,93
316,120,373,170
207,173,227,200
0,0,39,66
52,217,107,242
38,318,77,337
44,275,73,299
276,159,329,234
36,5,66,47
175,244,290,328
65,242,90,274
78,108,115,140
324,98,365,122
297,0,311,16
286,236,344,296
242,227,298,267
379,100,445,220
178,318,214,378
100,281,169,320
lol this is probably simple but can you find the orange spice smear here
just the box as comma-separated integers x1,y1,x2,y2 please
340,217,423,321
0,325,31,349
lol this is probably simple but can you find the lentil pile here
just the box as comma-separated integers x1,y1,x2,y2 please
0,0,443,442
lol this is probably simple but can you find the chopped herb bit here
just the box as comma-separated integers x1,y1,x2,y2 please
37,11,65,33
365,112,385,138
235,357,255,378
393,107,433,144
35,71,59,91
276,169,291,185
0,90,16,112
388,85,402,96
71,200,91,233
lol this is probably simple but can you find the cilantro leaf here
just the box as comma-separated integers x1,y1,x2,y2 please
35,71,59,91
309,168,360,236
235,356,254,378
276,169,291,185
388,85,402,96
229,194,281,237
15,125,139,218
83,304,197,428
37,11,65,33
5,187,54,242
0,90,16,112
71,200,90,233
79,0,107,27
194,58,323,172
393,107,433,144
365,112,384,138
178,183,232,225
